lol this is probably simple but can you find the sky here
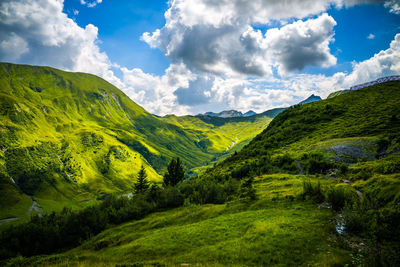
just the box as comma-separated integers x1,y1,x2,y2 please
0,0,399,115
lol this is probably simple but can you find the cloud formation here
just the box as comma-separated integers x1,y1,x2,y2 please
0,0,399,116
142,0,342,77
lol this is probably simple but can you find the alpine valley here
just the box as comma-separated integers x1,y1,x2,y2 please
0,62,399,266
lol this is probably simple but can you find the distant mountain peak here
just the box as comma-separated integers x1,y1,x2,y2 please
298,94,322,105
243,110,257,117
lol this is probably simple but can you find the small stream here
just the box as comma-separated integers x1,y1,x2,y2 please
335,214,345,234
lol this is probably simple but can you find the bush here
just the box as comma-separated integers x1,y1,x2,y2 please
301,152,333,174
271,154,298,173
326,186,357,212
301,180,324,203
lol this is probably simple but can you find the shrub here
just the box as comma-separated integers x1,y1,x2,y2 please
238,177,256,201
301,180,324,203
301,152,333,174
326,186,357,212
272,154,298,173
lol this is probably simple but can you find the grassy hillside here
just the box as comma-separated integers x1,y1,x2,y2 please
207,81,400,177
0,62,276,220
1,81,399,266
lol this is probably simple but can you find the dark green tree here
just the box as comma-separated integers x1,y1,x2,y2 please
238,177,256,201
163,157,185,186
134,165,149,194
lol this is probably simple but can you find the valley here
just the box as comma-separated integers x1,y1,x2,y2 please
0,62,399,266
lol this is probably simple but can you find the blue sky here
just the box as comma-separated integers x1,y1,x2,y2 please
64,0,170,75
1,0,399,115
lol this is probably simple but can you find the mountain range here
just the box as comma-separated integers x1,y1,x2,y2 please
200,94,322,118
203,110,257,118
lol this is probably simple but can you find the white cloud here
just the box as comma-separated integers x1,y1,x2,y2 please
142,1,341,78
0,32,29,61
80,0,102,8
342,33,400,86
384,0,400,14
265,13,337,75
367,33,376,39
120,63,195,115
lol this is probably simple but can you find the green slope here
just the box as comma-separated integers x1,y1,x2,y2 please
0,62,277,219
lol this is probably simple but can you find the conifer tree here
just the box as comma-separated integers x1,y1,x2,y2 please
134,165,149,194
163,157,185,186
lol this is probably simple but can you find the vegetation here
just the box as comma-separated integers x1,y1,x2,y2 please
0,62,399,266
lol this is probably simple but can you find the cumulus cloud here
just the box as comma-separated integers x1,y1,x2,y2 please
265,13,337,75
0,0,120,86
367,33,376,39
120,63,195,115
0,32,29,61
342,33,400,86
142,0,342,77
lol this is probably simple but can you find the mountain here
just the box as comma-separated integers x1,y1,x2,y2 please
243,110,257,117
297,94,322,105
0,62,280,219
203,110,257,118
200,94,322,120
